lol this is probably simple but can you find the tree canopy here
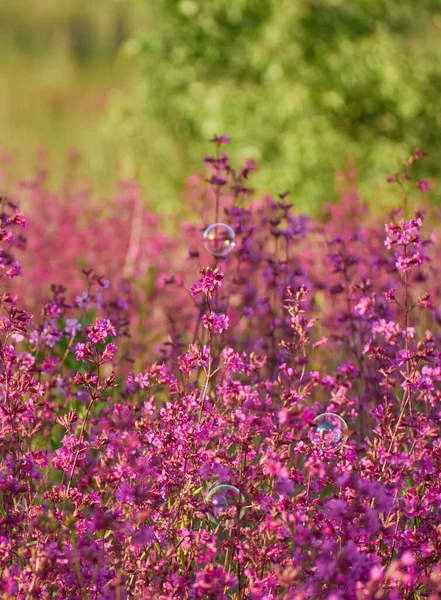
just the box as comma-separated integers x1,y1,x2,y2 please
131,0,441,211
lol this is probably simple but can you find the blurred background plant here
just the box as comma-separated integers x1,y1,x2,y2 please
0,0,146,188
1,0,441,214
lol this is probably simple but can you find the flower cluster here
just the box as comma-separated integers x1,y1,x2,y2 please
202,311,229,334
0,144,440,599
385,217,422,249
189,266,225,298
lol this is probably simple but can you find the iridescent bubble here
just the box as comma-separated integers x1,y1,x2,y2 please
206,484,245,527
203,223,236,257
310,413,348,452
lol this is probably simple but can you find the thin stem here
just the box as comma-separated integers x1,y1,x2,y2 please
66,396,95,495
215,142,221,224
403,246,413,418
198,296,214,423
198,353,211,424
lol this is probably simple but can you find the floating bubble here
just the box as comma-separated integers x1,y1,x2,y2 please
206,484,245,527
310,413,348,452
203,223,236,257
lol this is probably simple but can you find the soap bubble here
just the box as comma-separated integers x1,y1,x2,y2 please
310,413,348,451
203,223,236,257
206,484,245,527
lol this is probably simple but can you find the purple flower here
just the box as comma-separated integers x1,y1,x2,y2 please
65,318,81,337
210,134,231,145
5,261,23,279
75,291,90,307
207,174,228,187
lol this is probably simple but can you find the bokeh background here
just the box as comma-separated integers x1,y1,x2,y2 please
1,0,441,214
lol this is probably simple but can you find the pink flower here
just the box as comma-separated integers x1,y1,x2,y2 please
416,179,429,193
74,343,87,362
189,267,224,298
87,318,116,344
102,343,117,363
396,252,422,272
5,261,23,279
202,312,229,334
52,434,89,471
178,344,210,373
354,296,372,316
385,218,422,249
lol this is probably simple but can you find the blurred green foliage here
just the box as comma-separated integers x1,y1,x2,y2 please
130,0,441,211
0,0,145,187
1,0,441,213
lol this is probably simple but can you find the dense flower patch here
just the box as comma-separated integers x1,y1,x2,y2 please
0,142,440,599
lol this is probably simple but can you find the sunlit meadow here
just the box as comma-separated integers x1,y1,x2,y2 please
0,139,440,599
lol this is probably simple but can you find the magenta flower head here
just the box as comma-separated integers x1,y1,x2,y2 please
52,434,89,471
189,266,224,298
384,217,422,249
75,342,87,362
396,253,423,272
210,134,231,145
102,343,118,363
416,179,429,193
87,318,116,344
202,312,229,334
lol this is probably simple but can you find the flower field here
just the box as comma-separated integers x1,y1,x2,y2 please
0,140,440,599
